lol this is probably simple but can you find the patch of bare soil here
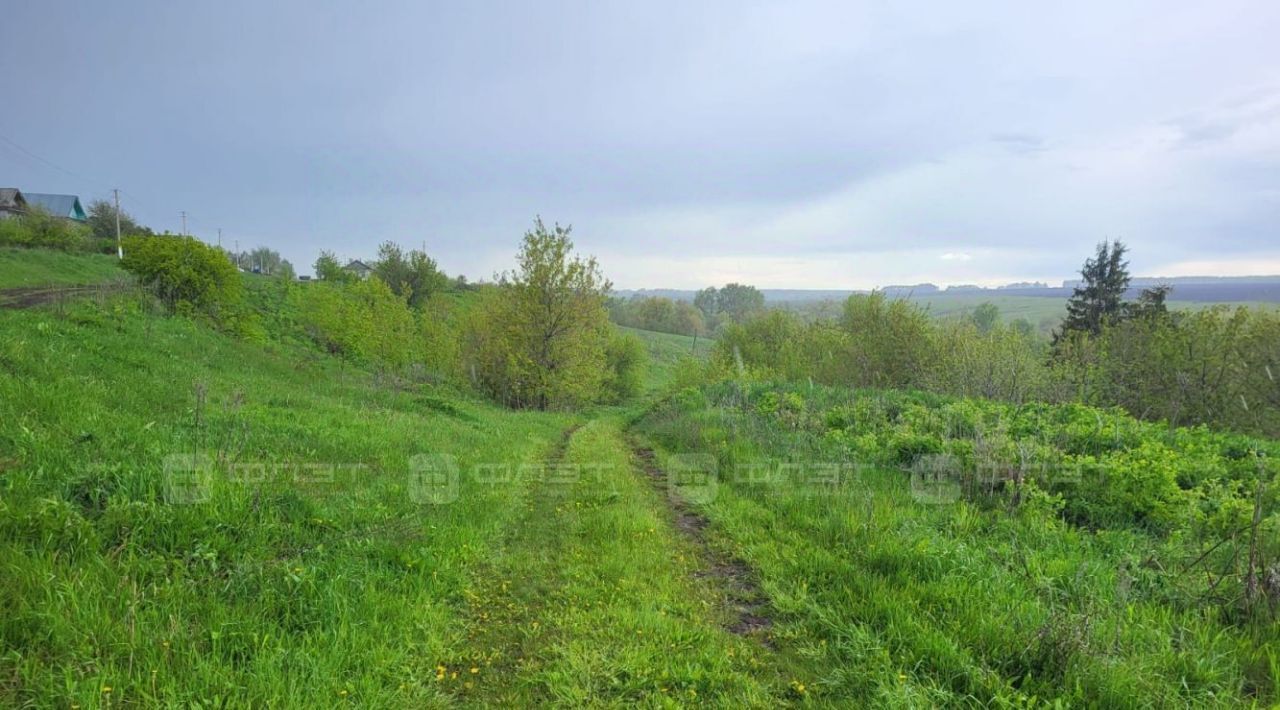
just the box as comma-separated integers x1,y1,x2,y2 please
631,443,773,640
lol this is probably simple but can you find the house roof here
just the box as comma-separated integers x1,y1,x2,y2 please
23,193,87,221
0,188,26,210
344,260,372,271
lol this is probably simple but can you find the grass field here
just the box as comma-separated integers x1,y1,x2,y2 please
904,292,1277,329
0,250,1276,706
0,247,126,289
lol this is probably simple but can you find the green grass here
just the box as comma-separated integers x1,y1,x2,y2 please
2,289,1276,706
620,326,708,392
906,292,1278,330
0,247,126,289
635,382,1279,707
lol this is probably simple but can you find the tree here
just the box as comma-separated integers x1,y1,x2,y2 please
1124,284,1172,321
716,283,765,322
374,241,450,307
313,250,349,282
86,199,151,243
693,283,764,330
971,302,1000,334
465,218,619,409
1056,240,1130,343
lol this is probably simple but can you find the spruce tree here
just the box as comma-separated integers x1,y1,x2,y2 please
1055,239,1130,343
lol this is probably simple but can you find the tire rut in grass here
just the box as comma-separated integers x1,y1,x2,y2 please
630,442,773,641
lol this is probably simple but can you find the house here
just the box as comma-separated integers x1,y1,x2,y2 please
23,193,88,222
343,260,373,279
0,188,27,219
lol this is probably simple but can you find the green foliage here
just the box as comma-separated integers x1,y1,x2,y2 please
0,206,94,252
609,295,705,336
85,198,152,244
636,380,1279,705
373,241,450,307
694,283,765,330
601,330,645,402
970,301,1000,333
1057,239,1131,342
120,234,245,322
841,292,937,388
312,249,350,282
295,277,420,370
463,218,620,409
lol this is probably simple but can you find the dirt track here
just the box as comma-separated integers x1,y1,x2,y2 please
0,283,130,309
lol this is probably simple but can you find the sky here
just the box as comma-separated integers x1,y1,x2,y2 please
2,1,1278,288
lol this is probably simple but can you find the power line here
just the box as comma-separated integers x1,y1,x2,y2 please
0,129,115,191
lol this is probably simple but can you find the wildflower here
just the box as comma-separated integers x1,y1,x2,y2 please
898,673,907,682
470,667,479,674
101,685,113,694
337,689,348,697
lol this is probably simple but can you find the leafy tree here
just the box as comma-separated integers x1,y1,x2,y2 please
840,292,936,388
86,199,151,243
1124,284,1172,321
693,283,765,330
313,250,349,282
373,241,449,307
971,302,1000,334
465,218,620,409
610,296,705,336
1056,240,1130,343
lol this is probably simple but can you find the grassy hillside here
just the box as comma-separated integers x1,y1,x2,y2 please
2,286,1276,706
0,247,126,289
620,325,708,391
0,298,780,706
635,381,1279,706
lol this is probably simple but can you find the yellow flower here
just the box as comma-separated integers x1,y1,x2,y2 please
470,667,479,674
101,686,112,694
337,689,348,696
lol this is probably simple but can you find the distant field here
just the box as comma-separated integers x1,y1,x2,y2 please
903,293,1277,330
619,326,708,391
0,248,125,289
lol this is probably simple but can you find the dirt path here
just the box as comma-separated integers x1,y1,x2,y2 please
629,441,774,641
450,418,781,705
0,283,129,309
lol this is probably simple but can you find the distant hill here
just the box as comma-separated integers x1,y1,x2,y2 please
617,274,1280,305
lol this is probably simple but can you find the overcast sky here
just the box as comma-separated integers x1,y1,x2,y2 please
2,1,1278,288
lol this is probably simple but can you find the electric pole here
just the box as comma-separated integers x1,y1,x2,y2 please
217,228,222,249
113,189,122,259
180,211,187,236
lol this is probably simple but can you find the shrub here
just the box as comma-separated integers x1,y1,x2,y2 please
601,330,646,402
0,207,92,251
121,234,243,319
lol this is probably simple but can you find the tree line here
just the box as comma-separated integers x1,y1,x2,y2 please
119,218,643,411
715,240,1280,437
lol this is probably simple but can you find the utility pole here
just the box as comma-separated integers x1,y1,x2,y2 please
180,211,187,236
235,239,240,270
217,228,222,249
113,189,122,259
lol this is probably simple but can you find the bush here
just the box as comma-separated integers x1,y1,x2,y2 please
295,278,421,370
121,234,243,319
0,207,92,252
601,330,646,402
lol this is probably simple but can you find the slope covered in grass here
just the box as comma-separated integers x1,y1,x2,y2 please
0,297,574,705
0,247,126,289
635,381,1279,706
